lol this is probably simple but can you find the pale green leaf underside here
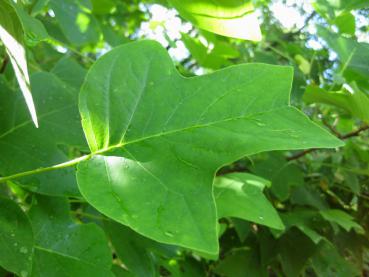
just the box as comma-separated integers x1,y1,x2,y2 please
77,40,343,254
214,173,284,230
168,0,261,41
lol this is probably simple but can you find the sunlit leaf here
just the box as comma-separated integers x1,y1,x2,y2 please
77,40,342,254
0,0,38,127
169,0,262,41
304,84,369,123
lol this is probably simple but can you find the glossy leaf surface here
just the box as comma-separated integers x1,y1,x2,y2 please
77,40,342,254
29,196,113,276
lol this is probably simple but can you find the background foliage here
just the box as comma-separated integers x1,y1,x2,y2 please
1,0,369,276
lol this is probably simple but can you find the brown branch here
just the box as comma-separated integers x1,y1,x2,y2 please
340,124,369,139
287,124,369,161
0,56,9,74
287,148,316,161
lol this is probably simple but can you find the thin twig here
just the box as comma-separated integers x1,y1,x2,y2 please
287,124,369,161
340,125,369,139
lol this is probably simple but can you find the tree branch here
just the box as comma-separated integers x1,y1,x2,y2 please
287,124,369,161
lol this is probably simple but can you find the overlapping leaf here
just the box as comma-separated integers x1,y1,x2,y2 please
214,173,284,230
168,0,261,41
29,196,113,276
77,40,342,254
318,27,369,81
0,68,87,196
304,84,369,123
0,197,34,277
49,0,101,46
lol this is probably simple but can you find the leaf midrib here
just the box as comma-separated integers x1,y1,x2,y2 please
93,106,291,155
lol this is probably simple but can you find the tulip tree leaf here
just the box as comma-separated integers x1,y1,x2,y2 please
214,173,284,230
29,196,113,277
0,197,34,276
0,0,38,127
168,0,262,41
77,40,343,254
319,209,364,233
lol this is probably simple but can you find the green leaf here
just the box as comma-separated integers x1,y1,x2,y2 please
334,12,356,36
0,0,38,127
252,153,304,201
49,0,101,46
310,241,360,277
313,0,369,17
214,173,284,230
0,72,87,196
182,33,239,69
29,196,113,276
14,6,49,45
278,228,316,277
0,197,34,277
168,0,261,41
77,40,342,254
280,210,323,244
319,209,364,233
304,84,369,123
90,0,116,14
105,221,176,277
214,248,266,277
318,27,369,81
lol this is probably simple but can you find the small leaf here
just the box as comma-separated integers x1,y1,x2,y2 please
29,196,113,276
169,0,262,41
304,84,369,123
0,0,38,127
77,40,342,254
49,0,101,46
280,210,323,244
105,221,176,277
214,173,284,230
320,209,364,233
334,12,356,35
0,197,34,276
252,153,304,201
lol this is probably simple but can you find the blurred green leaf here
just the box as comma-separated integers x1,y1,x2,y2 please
169,0,261,41
304,84,369,123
